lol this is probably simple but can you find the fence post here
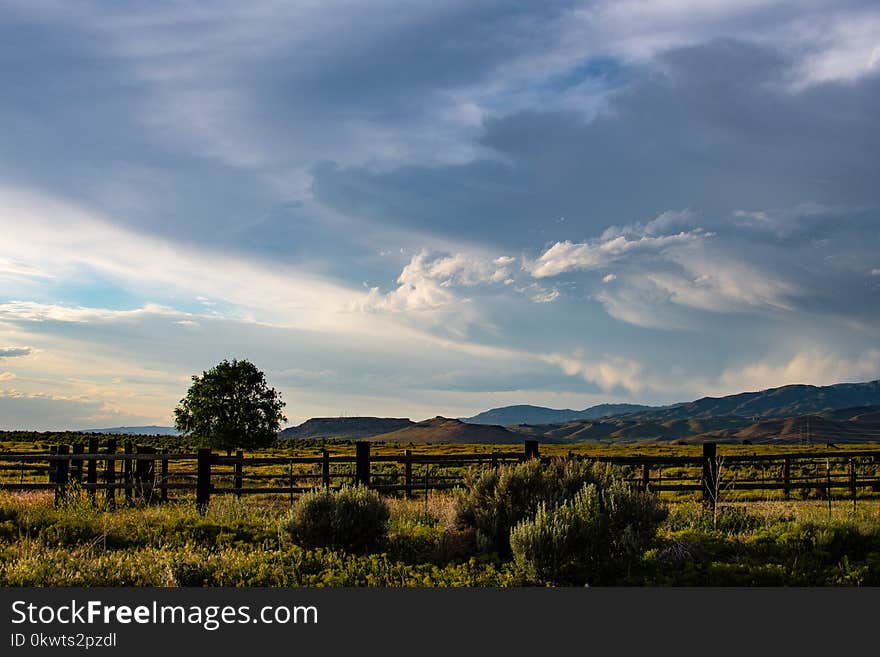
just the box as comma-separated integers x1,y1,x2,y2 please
196,448,212,511
54,445,69,506
123,441,133,504
48,445,57,484
826,459,832,518
135,446,157,500
71,443,84,483
701,443,717,507
404,449,413,498
288,460,294,506
105,438,117,508
355,441,371,487
782,457,791,501
160,449,169,503
642,463,650,492
848,458,857,506
321,448,330,488
234,450,243,498
87,437,98,502
490,452,498,468
524,440,540,461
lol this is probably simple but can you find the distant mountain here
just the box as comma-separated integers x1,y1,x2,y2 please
463,403,655,426
279,417,414,441
368,417,524,444
618,380,880,422
509,406,880,444
81,426,179,436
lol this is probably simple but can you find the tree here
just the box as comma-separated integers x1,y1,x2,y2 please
174,359,286,453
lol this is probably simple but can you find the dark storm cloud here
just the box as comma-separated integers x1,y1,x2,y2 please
313,39,880,249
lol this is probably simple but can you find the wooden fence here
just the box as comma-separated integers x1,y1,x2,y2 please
1,440,879,509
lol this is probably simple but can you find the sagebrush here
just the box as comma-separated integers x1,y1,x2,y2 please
510,476,667,585
283,485,389,552
454,458,608,554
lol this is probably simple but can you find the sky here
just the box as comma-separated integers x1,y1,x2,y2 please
1,1,879,430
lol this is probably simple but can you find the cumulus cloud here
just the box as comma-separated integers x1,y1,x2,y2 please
527,229,706,278
522,206,817,325
355,249,514,318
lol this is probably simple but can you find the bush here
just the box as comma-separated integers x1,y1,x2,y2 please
509,477,667,586
454,458,606,555
283,485,389,553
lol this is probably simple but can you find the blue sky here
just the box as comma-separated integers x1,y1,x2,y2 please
1,1,879,429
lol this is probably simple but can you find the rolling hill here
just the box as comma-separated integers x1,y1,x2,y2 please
618,380,880,422
509,406,880,444
279,417,414,441
367,417,523,444
463,403,655,425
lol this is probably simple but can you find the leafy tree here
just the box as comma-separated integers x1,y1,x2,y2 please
174,359,286,453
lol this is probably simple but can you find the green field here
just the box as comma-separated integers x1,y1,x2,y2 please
1,489,879,586
2,435,880,586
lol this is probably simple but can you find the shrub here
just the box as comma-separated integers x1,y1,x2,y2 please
509,477,667,586
454,458,605,555
283,485,389,553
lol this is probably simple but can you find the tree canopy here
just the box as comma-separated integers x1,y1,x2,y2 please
174,359,286,453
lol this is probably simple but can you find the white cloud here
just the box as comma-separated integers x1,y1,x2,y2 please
593,286,687,330
530,287,560,304
515,283,561,304
354,249,515,324
715,348,880,395
542,352,648,395
0,259,52,280
0,302,180,325
527,230,705,278
787,10,880,86
0,186,394,335
0,346,32,358
527,209,802,325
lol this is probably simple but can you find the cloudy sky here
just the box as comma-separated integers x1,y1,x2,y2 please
1,1,879,429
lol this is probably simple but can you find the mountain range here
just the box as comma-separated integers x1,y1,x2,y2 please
616,380,880,422
278,379,880,444
463,380,880,426
81,379,880,444
509,406,880,444
462,403,653,426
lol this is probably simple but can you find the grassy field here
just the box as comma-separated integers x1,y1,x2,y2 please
2,435,879,587
2,483,880,586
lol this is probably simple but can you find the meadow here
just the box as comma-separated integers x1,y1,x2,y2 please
1,434,880,586
2,488,879,586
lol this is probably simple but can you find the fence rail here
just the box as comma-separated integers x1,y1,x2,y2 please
1,440,879,509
